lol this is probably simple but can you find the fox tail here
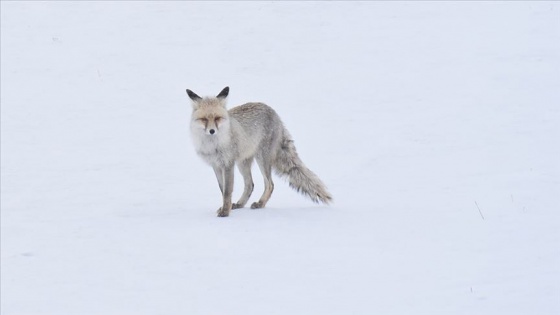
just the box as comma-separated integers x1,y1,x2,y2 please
273,128,333,204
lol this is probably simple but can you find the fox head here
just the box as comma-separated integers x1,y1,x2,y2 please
186,86,230,136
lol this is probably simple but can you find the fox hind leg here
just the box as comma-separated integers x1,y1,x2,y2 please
232,158,254,209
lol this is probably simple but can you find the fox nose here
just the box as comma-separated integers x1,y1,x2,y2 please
209,129,215,135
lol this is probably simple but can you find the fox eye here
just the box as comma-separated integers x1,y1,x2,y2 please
214,117,222,123
197,118,208,124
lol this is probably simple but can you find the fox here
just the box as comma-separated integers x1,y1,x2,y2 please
186,86,332,217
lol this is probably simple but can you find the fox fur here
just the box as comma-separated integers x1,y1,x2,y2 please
186,86,332,217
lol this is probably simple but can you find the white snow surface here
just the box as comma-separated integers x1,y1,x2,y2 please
1,2,559,314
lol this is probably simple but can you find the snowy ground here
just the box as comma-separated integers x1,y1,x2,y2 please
1,2,559,314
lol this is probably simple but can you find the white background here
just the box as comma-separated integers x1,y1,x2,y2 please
1,2,559,314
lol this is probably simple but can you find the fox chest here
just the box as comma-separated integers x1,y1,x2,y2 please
192,135,236,166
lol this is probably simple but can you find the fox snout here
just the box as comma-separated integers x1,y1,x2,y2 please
204,120,220,135
201,125,218,135
193,117,224,135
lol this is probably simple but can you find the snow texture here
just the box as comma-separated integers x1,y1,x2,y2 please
1,2,559,314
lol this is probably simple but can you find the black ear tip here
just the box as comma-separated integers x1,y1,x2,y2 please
186,89,202,101
217,86,230,98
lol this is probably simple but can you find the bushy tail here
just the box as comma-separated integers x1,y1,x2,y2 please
273,129,333,204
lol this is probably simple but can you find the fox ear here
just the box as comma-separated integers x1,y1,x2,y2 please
186,89,202,101
216,86,229,99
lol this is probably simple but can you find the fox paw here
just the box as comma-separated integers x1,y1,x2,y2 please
250,201,264,209
216,207,230,217
231,203,244,210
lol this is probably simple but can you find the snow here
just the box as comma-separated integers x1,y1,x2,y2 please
1,1,559,314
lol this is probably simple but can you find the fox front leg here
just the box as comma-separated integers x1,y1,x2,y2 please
217,165,234,217
212,166,224,194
